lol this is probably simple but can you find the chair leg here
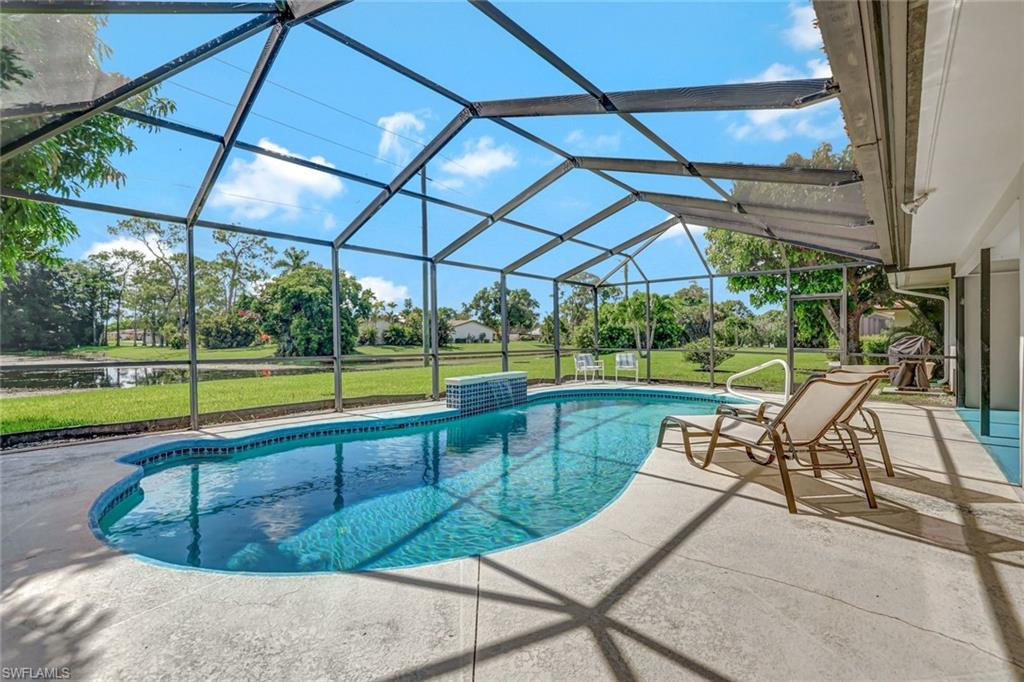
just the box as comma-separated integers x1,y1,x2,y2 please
840,426,877,508
864,408,894,477
772,441,798,514
682,423,717,468
808,445,823,478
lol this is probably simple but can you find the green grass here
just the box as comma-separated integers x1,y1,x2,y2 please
0,347,836,434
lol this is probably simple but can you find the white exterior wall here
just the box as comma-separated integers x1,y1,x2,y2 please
452,322,495,342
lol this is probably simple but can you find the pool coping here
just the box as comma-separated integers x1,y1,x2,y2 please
87,385,753,574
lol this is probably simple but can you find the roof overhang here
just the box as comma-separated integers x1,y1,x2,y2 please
815,0,928,268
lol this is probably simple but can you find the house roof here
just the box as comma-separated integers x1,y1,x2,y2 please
451,319,494,331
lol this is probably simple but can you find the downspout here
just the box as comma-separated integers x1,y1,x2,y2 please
887,275,951,386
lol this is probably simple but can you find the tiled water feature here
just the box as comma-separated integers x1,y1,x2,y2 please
445,371,528,415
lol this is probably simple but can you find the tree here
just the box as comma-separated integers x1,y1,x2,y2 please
255,265,369,356
672,283,712,344
704,142,896,355
0,261,110,350
463,282,539,335
107,218,188,340
91,248,144,345
0,15,175,284
198,310,260,349
209,230,275,312
273,247,310,273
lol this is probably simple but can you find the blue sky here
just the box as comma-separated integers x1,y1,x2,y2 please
63,1,849,315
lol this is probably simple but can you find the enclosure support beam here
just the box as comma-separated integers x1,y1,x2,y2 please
502,195,636,274
558,217,678,282
553,281,561,385
434,161,574,262
645,282,652,383
708,275,716,387
180,22,288,430
840,266,849,365
335,108,473,247
500,274,510,372
185,228,200,430
786,267,795,389
573,156,861,186
592,287,600,356
0,12,278,157
421,169,430,368
0,1,279,14
430,263,440,401
468,0,763,214
981,248,991,436
331,247,342,412
955,276,966,407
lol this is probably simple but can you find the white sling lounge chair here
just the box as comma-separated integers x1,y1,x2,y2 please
718,367,895,477
615,352,639,382
658,373,883,513
573,353,604,382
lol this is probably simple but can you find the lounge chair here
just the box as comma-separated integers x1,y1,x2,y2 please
718,366,895,477
658,373,885,513
614,352,639,382
573,353,604,382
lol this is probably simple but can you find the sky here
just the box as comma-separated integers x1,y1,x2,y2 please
59,1,850,316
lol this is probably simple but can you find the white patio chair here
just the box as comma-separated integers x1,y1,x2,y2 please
573,353,604,382
658,373,883,513
614,352,639,382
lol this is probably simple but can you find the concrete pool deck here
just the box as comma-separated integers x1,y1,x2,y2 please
2,384,1024,680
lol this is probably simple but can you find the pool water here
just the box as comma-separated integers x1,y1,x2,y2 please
98,395,720,573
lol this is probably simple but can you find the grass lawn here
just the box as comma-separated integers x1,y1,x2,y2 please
0,347,835,434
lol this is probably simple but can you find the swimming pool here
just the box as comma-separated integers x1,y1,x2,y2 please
93,390,740,573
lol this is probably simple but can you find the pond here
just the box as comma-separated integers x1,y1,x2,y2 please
0,366,321,392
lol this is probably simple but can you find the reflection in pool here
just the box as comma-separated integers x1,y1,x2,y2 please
97,394,722,573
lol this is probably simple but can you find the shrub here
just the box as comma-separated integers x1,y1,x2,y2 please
357,323,379,346
681,338,734,372
859,334,889,357
382,323,409,346
198,310,259,349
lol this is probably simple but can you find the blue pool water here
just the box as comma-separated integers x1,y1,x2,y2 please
97,394,723,573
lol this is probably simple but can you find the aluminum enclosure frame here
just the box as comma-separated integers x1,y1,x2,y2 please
1,0,896,434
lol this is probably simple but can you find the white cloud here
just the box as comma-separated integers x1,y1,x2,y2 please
727,57,838,142
564,129,621,153
84,236,155,260
358,276,409,304
783,3,822,51
436,136,517,189
376,111,426,165
806,57,832,79
658,216,707,242
322,213,337,231
210,138,343,221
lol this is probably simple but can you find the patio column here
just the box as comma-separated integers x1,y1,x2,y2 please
955,276,966,407
420,168,430,368
645,281,652,383
981,247,991,436
553,280,561,385
708,275,715,387
430,262,440,400
331,245,342,412
500,273,509,372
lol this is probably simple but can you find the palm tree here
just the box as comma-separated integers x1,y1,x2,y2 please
273,247,310,273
